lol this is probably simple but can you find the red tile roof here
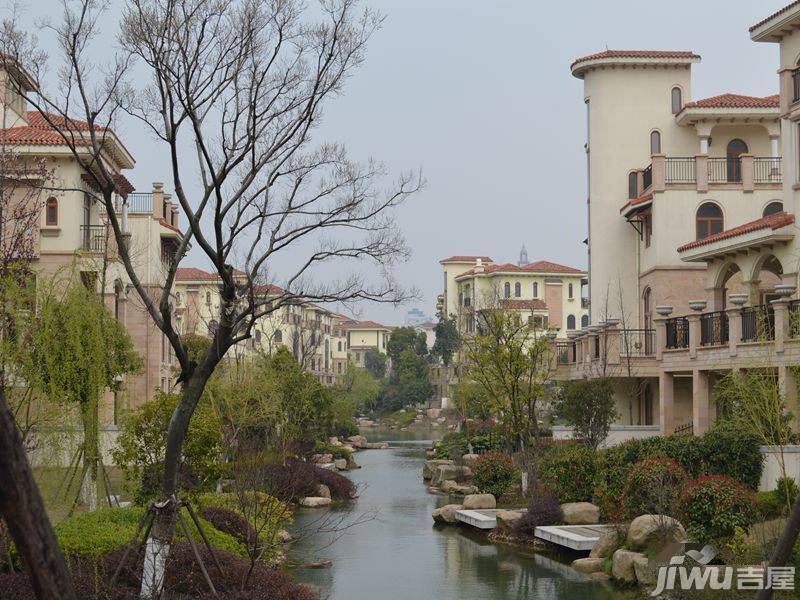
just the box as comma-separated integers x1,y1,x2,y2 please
620,192,653,214
345,320,390,330
750,1,800,32
439,255,493,264
3,111,101,146
457,260,585,278
499,299,547,310
571,50,700,70
175,267,220,282
681,93,779,110
677,211,795,252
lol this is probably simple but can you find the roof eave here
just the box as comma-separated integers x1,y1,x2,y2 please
571,56,700,79
678,228,795,261
751,5,800,42
675,107,780,125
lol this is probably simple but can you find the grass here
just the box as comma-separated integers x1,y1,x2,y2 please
33,465,128,524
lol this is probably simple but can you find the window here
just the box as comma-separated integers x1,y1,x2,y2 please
671,87,682,114
530,315,548,330
568,283,574,299
696,203,723,240
763,201,783,217
643,287,653,330
275,330,282,343
208,319,219,336
581,314,589,328
504,282,511,298
567,314,576,330
533,282,539,298
644,214,652,247
45,197,58,226
254,330,261,343
628,172,638,199
726,139,748,182
337,340,342,351
205,291,211,304
338,362,342,374
514,282,521,297
175,292,181,304
650,130,661,155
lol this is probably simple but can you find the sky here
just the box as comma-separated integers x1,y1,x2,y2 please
13,0,792,325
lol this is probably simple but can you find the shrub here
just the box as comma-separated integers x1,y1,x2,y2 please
472,451,518,499
538,443,596,504
313,466,357,500
755,491,783,519
199,506,254,545
700,424,763,490
624,456,688,518
679,475,758,544
775,476,799,510
260,457,355,502
514,493,562,538
555,378,617,449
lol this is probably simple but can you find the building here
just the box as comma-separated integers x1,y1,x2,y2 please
438,255,589,338
340,320,391,367
558,2,800,435
0,59,182,420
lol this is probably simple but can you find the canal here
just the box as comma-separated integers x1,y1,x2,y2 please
289,432,640,599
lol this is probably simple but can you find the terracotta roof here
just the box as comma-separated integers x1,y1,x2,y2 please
499,299,547,310
345,320,389,330
620,192,654,214
750,1,800,32
175,267,220,282
681,93,779,110
80,172,136,196
571,50,700,70
439,255,493,264
159,219,182,234
3,111,102,146
457,260,585,278
677,211,795,251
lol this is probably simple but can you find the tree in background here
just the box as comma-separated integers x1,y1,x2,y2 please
364,349,387,379
433,315,459,401
338,362,381,413
554,378,617,450
387,326,428,365
394,348,434,406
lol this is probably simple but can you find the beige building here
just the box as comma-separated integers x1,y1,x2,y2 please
559,2,800,436
438,253,589,338
340,320,391,367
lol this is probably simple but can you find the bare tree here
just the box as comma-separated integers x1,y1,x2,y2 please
1,0,421,595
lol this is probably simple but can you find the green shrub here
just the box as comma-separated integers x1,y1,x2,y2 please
775,476,799,510
624,456,688,518
471,451,518,499
679,475,758,544
755,491,783,519
538,442,596,504
700,424,763,490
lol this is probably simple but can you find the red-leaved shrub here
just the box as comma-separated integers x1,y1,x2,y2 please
623,456,688,518
678,474,757,544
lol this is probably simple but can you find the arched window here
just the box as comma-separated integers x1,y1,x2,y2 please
568,283,574,299
175,292,181,304
254,330,261,342
533,282,539,298
337,340,342,352
763,201,783,217
628,171,638,199
504,282,511,298
566,314,576,330
671,87,682,114
205,291,211,304
726,139,748,182
208,319,218,336
650,130,661,155
275,330,282,343
581,314,589,328
45,197,58,226
643,287,653,330
696,203,723,240
514,282,521,297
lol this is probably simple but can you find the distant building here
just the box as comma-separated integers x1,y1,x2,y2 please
518,245,529,266
405,307,433,326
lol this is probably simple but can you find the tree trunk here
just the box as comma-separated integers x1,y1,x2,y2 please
0,388,76,600
140,364,214,599
756,492,800,600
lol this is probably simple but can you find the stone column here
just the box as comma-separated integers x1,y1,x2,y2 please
696,154,708,193
771,135,780,159
726,307,741,357
605,324,620,366
652,154,666,191
687,314,701,359
659,371,675,435
654,317,667,361
773,298,789,355
741,154,754,192
693,369,711,436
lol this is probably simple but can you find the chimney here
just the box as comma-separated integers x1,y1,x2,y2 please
171,202,179,228
152,182,164,219
162,193,172,223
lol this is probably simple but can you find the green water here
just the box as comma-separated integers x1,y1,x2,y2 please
288,431,640,599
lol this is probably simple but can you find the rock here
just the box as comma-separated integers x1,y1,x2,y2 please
432,504,462,524
496,510,523,530
462,453,480,468
312,453,333,464
633,554,655,585
278,529,292,543
590,529,622,559
437,416,447,423
626,515,687,552
299,497,332,508
341,445,355,453
334,458,348,471
347,435,368,449
358,419,375,427
365,442,389,449
451,484,479,496
589,572,612,582
426,449,437,459
315,484,331,499
440,480,459,493
346,454,360,469
611,549,643,584
463,493,496,510
427,408,441,419
571,557,605,575
430,464,471,487
561,502,600,525
329,437,341,446
423,459,454,480
302,560,332,569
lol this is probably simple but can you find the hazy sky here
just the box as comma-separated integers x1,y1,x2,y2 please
16,0,792,325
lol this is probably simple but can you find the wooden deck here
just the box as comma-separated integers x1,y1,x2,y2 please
534,524,616,551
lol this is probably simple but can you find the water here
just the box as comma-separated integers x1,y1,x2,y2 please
289,431,640,600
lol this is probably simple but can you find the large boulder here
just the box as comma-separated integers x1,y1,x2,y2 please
462,453,480,469
312,453,333,465
334,459,348,471
611,549,643,584
440,480,459,494
561,502,600,525
432,504,462,524
430,464,472,487
299,497,332,508
496,510,524,530
451,484,479,496
427,408,441,420
590,529,622,559
347,435,368,449
571,557,605,575
633,554,655,585
462,493,496,510
314,484,331,499
365,442,389,449
423,459,454,480
626,515,687,553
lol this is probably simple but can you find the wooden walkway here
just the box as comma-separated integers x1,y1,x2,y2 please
534,524,616,551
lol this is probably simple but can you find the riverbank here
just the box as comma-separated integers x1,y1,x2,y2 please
288,430,638,599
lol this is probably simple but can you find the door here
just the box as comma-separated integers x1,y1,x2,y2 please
726,139,748,182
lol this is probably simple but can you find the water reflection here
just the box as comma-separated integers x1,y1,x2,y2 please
288,434,639,600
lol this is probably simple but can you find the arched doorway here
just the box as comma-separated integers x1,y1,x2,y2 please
726,139,748,182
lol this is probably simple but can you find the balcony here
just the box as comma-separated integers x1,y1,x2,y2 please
619,328,655,357
699,311,729,346
127,192,153,214
80,225,106,253
665,317,689,349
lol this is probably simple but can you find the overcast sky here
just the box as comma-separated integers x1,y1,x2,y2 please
15,0,792,325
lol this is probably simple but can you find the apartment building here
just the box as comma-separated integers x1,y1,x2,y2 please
559,2,800,435
340,320,392,367
437,253,589,338
0,60,181,420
